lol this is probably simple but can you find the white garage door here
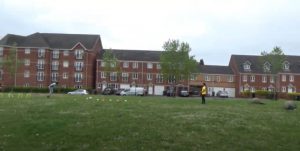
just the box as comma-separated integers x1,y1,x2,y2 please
120,84,130,89
154,85,164,95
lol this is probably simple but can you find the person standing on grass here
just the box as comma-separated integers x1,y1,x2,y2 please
201,82,207,104
47,82,58,98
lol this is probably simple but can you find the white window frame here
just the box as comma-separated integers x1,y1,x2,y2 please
101,61,105,67
132,73,138,79
52,61,59,71
250,75,255,82
52,50,59,59
75,61,84,71
110,72,117,81
243,75,247,82
63,72,68,79
74,73,83,82
63,50,69,56
282,75,286,82
227,75,233,82
24,59,30,66
262,75,267,83
282,86,286,92
37,59,45,70
122,72,129,82
24,70,30,78
204,75,211,81
25,48,31,54
243,64,251,70
289,75,294,82
216,76,221,82
156,74,163,83
270,76,274,83
37,72,45,81
147,73,152,80
75,49,84,59
51,72,59,82
63,61,69,68
123,62,129,68
38,48,45,58
133,62,138,69
100,72,106,79
147,63,153,69
190,74,196,81
0,70,3,80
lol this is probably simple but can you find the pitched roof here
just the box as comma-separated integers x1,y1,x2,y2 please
0,33,100,49
198,65,233,74
100,49,162,62
230,54,300,73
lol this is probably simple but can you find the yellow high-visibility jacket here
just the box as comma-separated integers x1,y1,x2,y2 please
201,86,207,95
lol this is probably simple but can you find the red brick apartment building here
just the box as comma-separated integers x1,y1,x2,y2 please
229,55,300,97
96,49,189,95
0,33,102,89
189,64,236,97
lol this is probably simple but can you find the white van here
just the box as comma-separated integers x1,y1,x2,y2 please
120,87,145,96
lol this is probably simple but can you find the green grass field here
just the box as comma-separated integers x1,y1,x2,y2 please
0,93,299,151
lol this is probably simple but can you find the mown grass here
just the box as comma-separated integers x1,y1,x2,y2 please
0,93,299,151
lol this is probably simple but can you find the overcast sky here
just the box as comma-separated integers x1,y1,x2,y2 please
1,0,300,65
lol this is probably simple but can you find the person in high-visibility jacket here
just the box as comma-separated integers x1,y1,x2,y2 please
201,82,207,104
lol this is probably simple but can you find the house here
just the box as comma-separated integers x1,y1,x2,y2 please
0,33,102,89
96,49,189,95
189,64,235,97
229,55,300,97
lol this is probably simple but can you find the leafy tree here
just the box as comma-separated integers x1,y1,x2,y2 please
102,49,120,87
260,46,286,99
0,43,23,88
160,39,198,95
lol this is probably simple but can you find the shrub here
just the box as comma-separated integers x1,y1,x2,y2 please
287,93,300,101
284,101,297,110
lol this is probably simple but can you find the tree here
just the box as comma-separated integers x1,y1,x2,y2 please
0,43,23,88
102,49,120,88
160,39,198,95
260,46,286,99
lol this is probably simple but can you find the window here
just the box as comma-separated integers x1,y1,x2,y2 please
147,63,153,69
75,49,84,59
51,61,59,70
37,72,44,81
0,70,3,80
24,59,30,66
156,63,161,69
25,48,30,54
133,62,138,69
38,48,45,58
122,73,129,82
282,75,286,82
262,75,267,83
110,62,116,68
38,84,44,88
63,72,68,79
63,50,69,56
270,76,274,83
243,75,247,82
204,75,211,81
0,47,3,56
132,73,138,79
250,87,256,93
250,75,255,82
37,59,45,70
100,72,106,79
283,61,290,70
227,75,233,82
63,61,69,68
74,73,83,82
123,62,129,68
263,62,271,72
147,73,152,80
216,76,221,82
156,74,163,83
101,61,105,67
282,86,286,92
243,61,251,70
262,87,267,91
74,61,84,71
51,72,59,82
110,72,117,81
190,74,196,81
24,70,30,78
52,50,59,59
290,75,294,82
24,83,30,87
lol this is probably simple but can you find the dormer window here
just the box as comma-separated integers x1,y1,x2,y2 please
283,61,290,71
243,61,251,71
263,62,271,72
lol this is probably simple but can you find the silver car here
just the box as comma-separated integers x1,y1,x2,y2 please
67,89,88,95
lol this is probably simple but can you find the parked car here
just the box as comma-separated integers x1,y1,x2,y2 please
216,90,229,98
115,88,125,95
102,87,115,95
179,90,189,97
120,87,145,96
67,89,88,95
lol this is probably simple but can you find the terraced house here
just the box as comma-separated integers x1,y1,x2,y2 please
0,33,102,89
229,55,300,98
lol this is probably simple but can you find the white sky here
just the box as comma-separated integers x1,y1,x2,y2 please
1,0,300,65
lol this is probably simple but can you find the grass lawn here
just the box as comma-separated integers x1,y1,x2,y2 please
0,93,299,151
